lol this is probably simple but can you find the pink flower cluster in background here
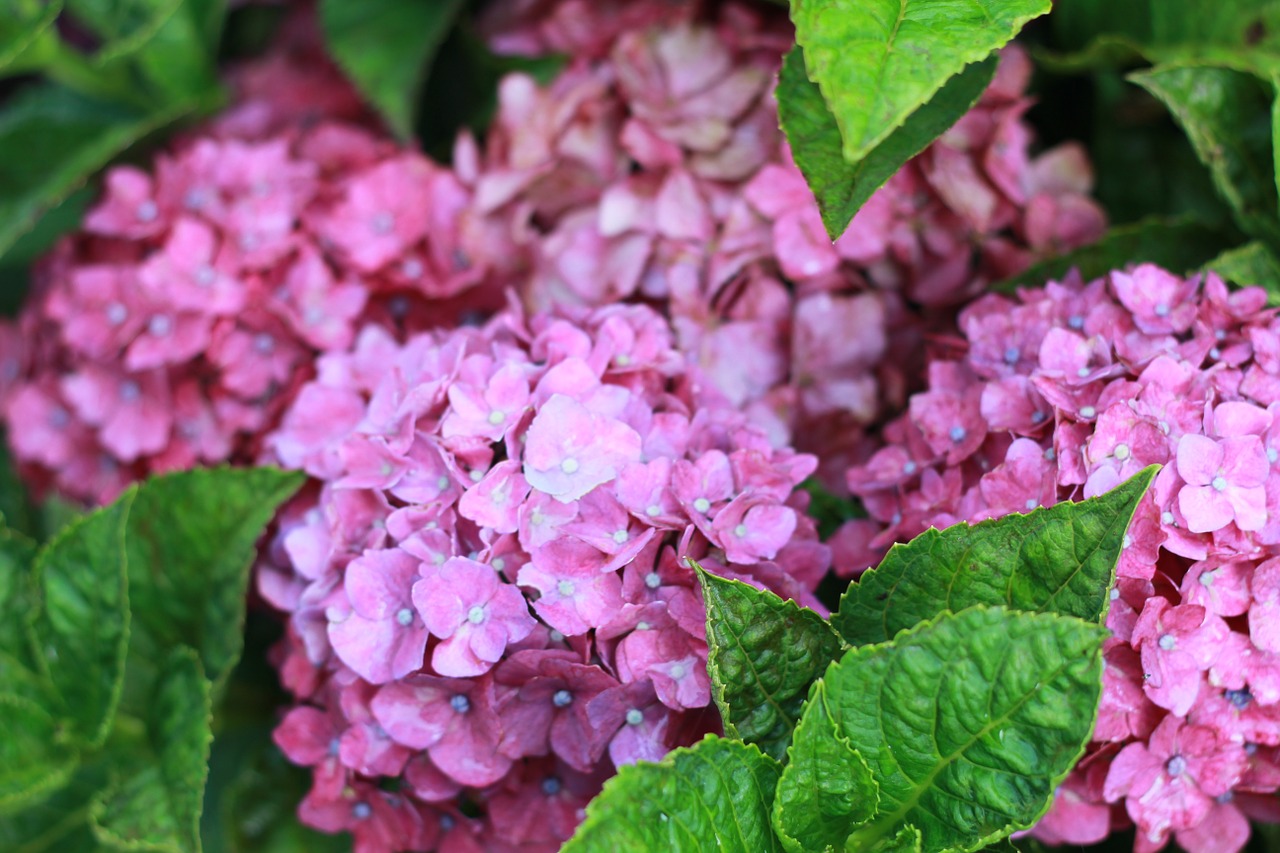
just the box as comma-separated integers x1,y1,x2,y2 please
474,0,1106,486
0,21,503,504
260,301,827,850
843,265,1280,853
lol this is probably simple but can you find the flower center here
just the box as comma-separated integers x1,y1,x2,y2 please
1068,315,1084,329
1154,304,1170,317
734,524,748,537
450,694,471,714
195,265,216,286
553,689,573,707
467,605,486,625
395,608,414,626
371,212,394,235
949,425,966,442
1226,688,1252,709
613,529,629,544
557,580,575,597
1212,475,1228,492
669,663,687,679
1114,444,1130,461
253,333,275,354
615,354,632,367
148,315,172,337
1003,347,1019,365
560,457,579,474
105,302,128,325
542,777,562,796
1079,406,1096,419
1165,755,1186,776
120,380,141,403
646,504,662,516
1025,499,1037,511
645,572,661,589
625,708,644,726
1158,633,1177,651
135,201,158,222
351,802,372,820
488,410,506,425
693,497,711,513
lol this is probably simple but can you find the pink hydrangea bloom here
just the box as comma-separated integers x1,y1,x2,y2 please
469,0,1104,489
846,264,1280,852
259,301,828,850
2,43,502,505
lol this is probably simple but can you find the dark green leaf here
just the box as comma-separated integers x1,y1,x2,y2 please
772,702,877,852
65,0,182,65
800,606,1105,853
127,0,225,106
0,759,107,851
994,216,1231,291
0,692,78,816
835,467,1155,647
697,566,842,761
562,735,783,853
0,529,37,660
91,647,211,853
779,46,996,239
1206,240,1280,300
789,0,1050,163
1131,64,1280,247
0,83,195,260
319,0,464,140
124,467,303,690
28,494,133,749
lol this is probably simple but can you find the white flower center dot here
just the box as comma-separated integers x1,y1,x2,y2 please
734,524,748,537
437,475,451,490
1109,588,1120,600
1162,511,1176,525
105,303,128,325
560,457,579,474
148,315,172,336
120,381,141,403
1068,315,1084,329
1154,304,1170,317
136,201,158,222
903,461,917,475
1114,444,1130,460
1200,570,1216,587
1269,448,1279,464
1212,476,1228,492
450,694,470,713
669,663,687,679
467,605,486,624
1158,633,1177,651
693,497,711,513
612,530,629,544
396,608,414,626
1079,406,1096,419
1077,367,1090,378
492,558,505,572
553,689,573,707
1025,499,1038,510
557,580,575,597
615,354,632,367
1166,755,1187,776
949,426,967,442
254,333,275,354
1003,347,1019,364
645,572,661,589
646,504,662,516
625,708,644,726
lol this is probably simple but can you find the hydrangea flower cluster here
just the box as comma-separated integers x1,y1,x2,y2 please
475,0,1106,483
1,44,501,504
842,264,1280,852
259,300,828,851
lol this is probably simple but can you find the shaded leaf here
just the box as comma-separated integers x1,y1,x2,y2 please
0,0,61,75
836,467,1154,647
994,216,1231,291
790,0,1049,163
801,606,1105,853
91,647,211,853
698,566,842,761
319,0,464,140
65,0,182,65
0,83,195,259
562,736,783,853
123,467,303,691
0,692,79,815
0,529,37,660
1131,64,1280,247
27,494,133,749
779,45,996,238
0,759,107,851
1205,240,1280,300
772,703,878,852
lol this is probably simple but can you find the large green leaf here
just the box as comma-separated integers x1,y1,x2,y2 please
561,736,784,853
1206,240,1280,300
779,46,996,238
126,0,224,106
27,494,134,749
993,216,1231,291
65,0,183,65
0,529,37,661
772,705,878,853
834,467,1155,647
91,647,211,853
0,83,195,259
0,692,79,816
1131,64,1280,247
0,759,108,851
788,606,1105,853
698,566,842,762
789,0,1050,164
123,467,303,691
319,0,465,140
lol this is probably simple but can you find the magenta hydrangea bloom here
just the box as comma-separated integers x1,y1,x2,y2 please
0,39,504,505
844,265,1280,852
259,300,828,850
473,0,1105,487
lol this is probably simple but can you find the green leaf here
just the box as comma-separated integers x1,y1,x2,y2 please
319,0,465,140
27,494,134,749
1206,240,1280,299
0,692,79,815
779,46,996,238
562,736,784,853
0,83,195,260
772,703,878,853
126,0,225,106
64,0,183,65
993,216,1231,291
0,529,37,660
92,646,211,853
1131,64,1280,248
123,467,303,691
0,0,61,75
698,566,843,761
834,467,1155,647
789,0,1050,164
797,606,1106,853
0,759,108,851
